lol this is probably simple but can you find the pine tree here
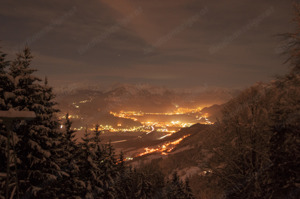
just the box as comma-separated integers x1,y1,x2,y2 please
0,47,12,199
0,46,11,110
100,141,117,199
2,47,64,197
135,171,153,199
115,152,128,198
92,124,105,196
118,168,144,199
165,172,186,199
117,151,125,175
77,126,92,198
77,125,106,198
93,124,104,176
55,113,83,198
137,160,166,198
93,124,101,147
90,124,108,198
34,77,65,198
184,178,195,199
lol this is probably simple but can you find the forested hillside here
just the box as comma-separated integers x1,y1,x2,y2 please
137,5,300,199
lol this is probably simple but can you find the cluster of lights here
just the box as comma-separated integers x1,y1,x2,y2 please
110,111,140,121
175,107,203,114
107,127,150,133
137,134,191,157
79,99,90,104
59,114,80,120
111,107,203,118
74,126,84,131
59,121,152,133
110,107,202,120
71,102,80,109
140,121,194,133
88,125,151,133
59,105,212,134
71,99,92,109
111,108,211,128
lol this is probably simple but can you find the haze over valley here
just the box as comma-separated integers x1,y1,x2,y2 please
0,1,299,198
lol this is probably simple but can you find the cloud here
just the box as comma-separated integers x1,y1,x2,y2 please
0,0,295,90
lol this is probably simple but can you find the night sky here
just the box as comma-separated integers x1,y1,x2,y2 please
0,0,296,91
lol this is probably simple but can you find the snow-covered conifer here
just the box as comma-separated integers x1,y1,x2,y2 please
2,47,64,198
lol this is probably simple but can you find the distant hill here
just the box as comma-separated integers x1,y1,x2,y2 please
200,104,223,123
55,84,238,126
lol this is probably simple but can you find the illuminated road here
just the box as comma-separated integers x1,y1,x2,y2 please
110,139,127,144
146,126,155,135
